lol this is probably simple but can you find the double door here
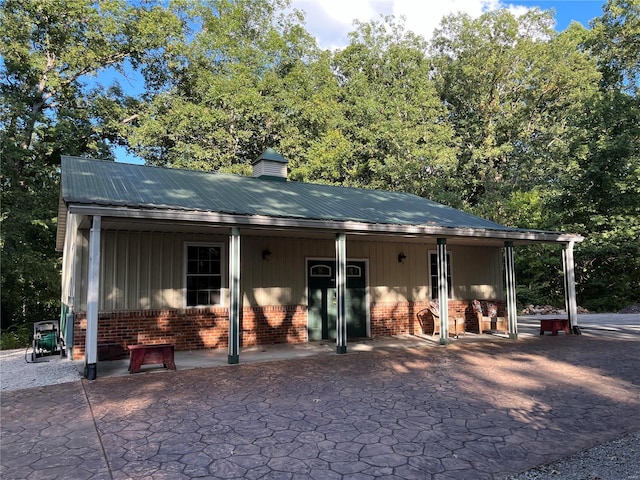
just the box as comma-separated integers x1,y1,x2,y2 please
307,260,367,341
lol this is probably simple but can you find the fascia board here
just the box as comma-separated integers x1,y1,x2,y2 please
67,204,584,244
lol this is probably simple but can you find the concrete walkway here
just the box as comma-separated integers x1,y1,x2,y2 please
2,315,640,479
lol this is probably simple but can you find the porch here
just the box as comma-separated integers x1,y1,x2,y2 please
78,318,545,379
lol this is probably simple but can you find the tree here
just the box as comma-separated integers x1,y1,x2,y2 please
430,9,600,217
552,0,640,311
1,0,182,330
122,0,318,173
309,16,455,198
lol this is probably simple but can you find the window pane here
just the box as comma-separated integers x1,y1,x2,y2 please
310,265,331,277
200,260,211,275
210,290,221,305
187,260,199,275
186,245,222,306
197,290,209,306
430,252,452,299
347,265,361,277
187,291,197,306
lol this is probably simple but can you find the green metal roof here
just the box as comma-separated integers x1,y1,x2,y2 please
59,156,533,234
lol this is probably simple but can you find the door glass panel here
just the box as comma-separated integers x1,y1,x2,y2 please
310,265,332,277
346,265,361,277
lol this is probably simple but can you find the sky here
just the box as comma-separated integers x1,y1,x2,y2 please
291,0,605,49
113,0,607,164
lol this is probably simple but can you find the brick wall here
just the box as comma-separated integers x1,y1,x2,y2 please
370,299,506,337
73,305,308,361
73,300,505,360
241,305,308,346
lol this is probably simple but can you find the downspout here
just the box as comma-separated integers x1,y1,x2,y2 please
61,211,79,359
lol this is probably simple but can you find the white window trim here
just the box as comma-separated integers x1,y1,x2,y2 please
184,242,225,308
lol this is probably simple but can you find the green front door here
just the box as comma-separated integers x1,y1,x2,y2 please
308,260,367,341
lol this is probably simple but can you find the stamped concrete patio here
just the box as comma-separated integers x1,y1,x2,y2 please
2,315,640,479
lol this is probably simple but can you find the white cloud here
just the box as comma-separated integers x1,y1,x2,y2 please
291,0,390,50
291,0,532,49
394,0,498,41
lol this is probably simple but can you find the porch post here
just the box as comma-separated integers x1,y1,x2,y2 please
228,227,241,364
85,216,101,380
62,212,80,358
336,232,347,354
563,241,579,332
504,241,518,339
437,238,450,345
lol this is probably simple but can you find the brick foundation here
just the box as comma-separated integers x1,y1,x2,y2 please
73,305,308,361
73,300,506,360
370,299,506,337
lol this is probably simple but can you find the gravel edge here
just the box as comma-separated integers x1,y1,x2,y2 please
504,431,640,480
0,348,82,392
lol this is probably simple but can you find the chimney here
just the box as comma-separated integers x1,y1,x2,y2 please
252,148,288,181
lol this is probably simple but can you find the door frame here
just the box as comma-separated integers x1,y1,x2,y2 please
305,257,371,339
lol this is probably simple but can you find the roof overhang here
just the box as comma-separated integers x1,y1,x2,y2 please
62,203,584,246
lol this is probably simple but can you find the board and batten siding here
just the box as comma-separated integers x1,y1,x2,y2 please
449,246,503,300
74,230,230,311
73,230,504,312
349,240,430,303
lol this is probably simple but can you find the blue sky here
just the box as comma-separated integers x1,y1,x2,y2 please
291,0,605,49
112,0,606,163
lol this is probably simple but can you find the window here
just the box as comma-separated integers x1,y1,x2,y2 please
430,252,452,300
186,245,222,306
310,265,332,277
346,265,362,277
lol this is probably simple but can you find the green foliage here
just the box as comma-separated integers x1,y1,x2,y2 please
515,244,567,308
587,0,639,95
549,0,640,311
126,0,318,171
430,9,600,217
0,323,32,350
1,0,182,329
1,0,637,318
322,16,456,197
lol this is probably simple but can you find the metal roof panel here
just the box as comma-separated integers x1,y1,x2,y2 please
59,156,521,232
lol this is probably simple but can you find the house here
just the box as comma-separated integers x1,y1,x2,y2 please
56,151,584,379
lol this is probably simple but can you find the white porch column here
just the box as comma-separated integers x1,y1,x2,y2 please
504,241,519,339
85,216,101,380
336,233,347,354
228,227,241,364
62,212,80,358
437,238,450,345
563,241,579,332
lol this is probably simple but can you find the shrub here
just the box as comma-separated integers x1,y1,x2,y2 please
0,323,32,350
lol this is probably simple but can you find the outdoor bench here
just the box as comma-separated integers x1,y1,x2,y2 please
127,344,176,373
539,318,571,336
